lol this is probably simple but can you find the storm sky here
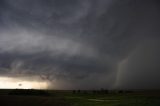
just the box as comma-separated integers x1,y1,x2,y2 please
0,0,160,89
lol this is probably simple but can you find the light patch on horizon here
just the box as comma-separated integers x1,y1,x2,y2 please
0,77,48,89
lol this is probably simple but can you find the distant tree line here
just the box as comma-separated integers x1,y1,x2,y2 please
72,89,133,94
8,89,50,96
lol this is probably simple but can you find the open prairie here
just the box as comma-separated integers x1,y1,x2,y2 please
0,89,160,106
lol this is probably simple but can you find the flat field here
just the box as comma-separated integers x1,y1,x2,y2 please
0,89,160,106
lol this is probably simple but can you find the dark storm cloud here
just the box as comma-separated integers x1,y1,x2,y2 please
115,38,160,89
0,0,160,89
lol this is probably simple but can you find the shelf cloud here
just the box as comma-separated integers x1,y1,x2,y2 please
0,0,160,89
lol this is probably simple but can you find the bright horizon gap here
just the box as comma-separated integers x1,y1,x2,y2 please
0,77,49,89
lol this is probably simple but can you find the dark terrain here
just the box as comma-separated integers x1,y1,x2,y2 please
0,89,160,106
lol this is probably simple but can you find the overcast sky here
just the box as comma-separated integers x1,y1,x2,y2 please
0,0,160,89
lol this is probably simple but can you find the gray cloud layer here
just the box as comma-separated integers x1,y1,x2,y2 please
0,0,160,89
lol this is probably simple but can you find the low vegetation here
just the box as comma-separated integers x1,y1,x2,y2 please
0,89,160,106
8,89,50,96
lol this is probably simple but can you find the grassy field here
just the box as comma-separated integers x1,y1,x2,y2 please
0,89,160,106
63,92,160,106
57,90,160,106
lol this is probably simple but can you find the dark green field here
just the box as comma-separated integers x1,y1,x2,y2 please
0,89,160,106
